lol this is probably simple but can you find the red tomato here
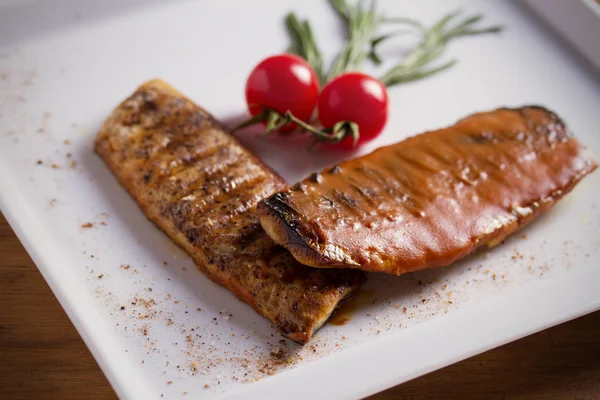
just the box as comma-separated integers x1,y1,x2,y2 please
245,54,319,133
318,72,388,148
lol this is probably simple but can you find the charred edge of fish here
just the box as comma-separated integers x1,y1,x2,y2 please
509,105,571,139
521,105,566,128
328,165,342,174
308,172,323,184
528,105,572,139
259,193,319,248
291,182,307,193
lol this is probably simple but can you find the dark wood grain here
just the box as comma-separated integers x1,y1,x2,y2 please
1,212,599,400
0,212,116,400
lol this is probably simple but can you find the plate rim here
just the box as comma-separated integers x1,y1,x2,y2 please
0,168,157,400
1,0,600,398
2,145,600,400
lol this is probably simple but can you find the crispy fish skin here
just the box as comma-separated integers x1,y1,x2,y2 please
95,79,364,343
258,106,598,275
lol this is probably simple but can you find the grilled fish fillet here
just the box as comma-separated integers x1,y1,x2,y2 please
258,106,598,275
95,79,364,343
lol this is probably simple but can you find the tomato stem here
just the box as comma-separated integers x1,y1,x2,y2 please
266,111,282,133
233,107,360,147
233,109,270,131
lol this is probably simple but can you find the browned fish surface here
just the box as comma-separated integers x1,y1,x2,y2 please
95,79,364,343
258,107,597,275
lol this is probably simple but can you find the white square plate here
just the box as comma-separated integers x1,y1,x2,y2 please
1,1,599,399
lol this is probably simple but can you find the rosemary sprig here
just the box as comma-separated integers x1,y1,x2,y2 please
285,12,326,85
285,2,502,87
326,0,383,80
286,0,384,84
377,12,503,87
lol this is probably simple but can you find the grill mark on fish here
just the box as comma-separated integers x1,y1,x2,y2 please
167,175,271,226
158,139,234,179
345,176,378,206
258,106,597,275
491,137,536,192
384,154,432,203
173,162,268,212
162,154,252,199
95,80,364,343
153,145,240,194
357,161,404,199
196,189,273,229
332,189,359,209
396,149,442,175
132,137,234,192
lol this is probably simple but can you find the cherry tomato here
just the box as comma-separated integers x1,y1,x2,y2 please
245,54,319,133
318,72,388,148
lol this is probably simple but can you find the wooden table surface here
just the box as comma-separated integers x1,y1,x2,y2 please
1,212,599,400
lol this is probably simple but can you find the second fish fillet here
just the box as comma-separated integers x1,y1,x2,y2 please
258,106,597,275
